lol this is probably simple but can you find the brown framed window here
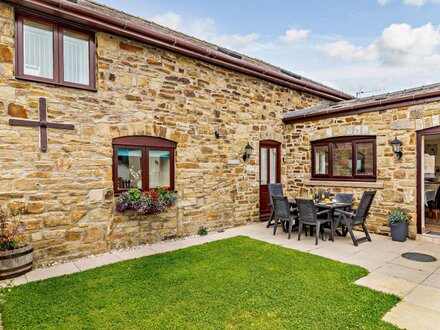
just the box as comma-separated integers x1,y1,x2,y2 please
15,14,96,90
311,136,376,181
112,136,177,194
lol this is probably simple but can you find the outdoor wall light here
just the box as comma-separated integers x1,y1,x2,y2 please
243,143,254,161
391,137,403,159
215,130,221,139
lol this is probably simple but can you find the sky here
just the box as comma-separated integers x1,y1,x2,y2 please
95,0,440,96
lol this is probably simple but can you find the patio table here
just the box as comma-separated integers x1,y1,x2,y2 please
315,202,352,238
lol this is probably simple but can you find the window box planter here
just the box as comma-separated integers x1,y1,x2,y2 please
0,244,33,280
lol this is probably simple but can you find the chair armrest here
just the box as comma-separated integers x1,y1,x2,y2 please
338,209,355,218
317,210,330,216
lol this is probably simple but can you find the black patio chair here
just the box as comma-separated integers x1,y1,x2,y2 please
318,191,331,202
333,193,353,219
267,183,284,228
335,191,376,246
272,196,298,239
296,198,333,245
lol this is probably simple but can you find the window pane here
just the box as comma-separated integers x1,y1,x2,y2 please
63,31,90,85
117,149,142,189
269,148,277,183
149,150,170,188
23,20,53,79
314,145,328,175
356,142,374,175
333,142,352,176
260,148,268,185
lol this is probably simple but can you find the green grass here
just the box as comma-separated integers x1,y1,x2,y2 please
2,237,399,329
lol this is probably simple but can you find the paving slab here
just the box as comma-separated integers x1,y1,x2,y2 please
3,275,28,287
421,273,440,289
352,246,401,263
375,263,431,284
340,254,387,272
74,253,122,271
310,246,353,262
356,272,418,297
113,247,157,261
26,262,79,283
150,240,189,253
404,285,440,311
384,301,440,330
390,255,440,273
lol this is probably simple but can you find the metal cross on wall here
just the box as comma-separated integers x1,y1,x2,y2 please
9,98,75,152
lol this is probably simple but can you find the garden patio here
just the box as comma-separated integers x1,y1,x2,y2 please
4,222,440,330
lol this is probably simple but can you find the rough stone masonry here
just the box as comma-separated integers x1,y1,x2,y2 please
0,3,325,265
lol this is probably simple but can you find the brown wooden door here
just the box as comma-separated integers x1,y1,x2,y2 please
259,140,281,220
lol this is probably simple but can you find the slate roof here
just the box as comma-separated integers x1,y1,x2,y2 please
283,83,440,123
77,0,352,100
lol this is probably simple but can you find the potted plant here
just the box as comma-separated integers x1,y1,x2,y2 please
116,187,178,214
388,208,411,242
0,207,33,280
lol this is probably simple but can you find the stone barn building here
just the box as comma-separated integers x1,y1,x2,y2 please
0,0,439,265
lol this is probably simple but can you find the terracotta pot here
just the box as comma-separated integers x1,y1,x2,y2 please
0,244,33,280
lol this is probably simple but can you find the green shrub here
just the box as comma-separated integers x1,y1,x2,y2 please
197,226,208,236
387,208,411,224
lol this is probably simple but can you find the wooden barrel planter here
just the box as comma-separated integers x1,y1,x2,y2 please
0,245,33,280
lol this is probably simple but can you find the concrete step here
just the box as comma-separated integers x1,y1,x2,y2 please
417,233,440,245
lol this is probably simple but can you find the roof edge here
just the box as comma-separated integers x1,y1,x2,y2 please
4,0,353,102
283,90,440,124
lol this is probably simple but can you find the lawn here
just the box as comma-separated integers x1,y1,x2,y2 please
2,237,399,329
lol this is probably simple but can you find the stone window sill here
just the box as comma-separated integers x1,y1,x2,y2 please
304,179,384,189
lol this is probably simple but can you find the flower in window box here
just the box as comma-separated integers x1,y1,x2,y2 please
117,188,177,215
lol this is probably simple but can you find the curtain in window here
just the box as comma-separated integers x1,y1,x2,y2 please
149,150,170,188
63,31,89,85
23,21,53,79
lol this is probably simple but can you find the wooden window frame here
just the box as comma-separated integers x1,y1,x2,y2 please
112,136,177,195
15,14,96,91
311,136,377,182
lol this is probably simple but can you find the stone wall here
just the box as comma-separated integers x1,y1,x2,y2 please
0,3,325,265
285,101,440,239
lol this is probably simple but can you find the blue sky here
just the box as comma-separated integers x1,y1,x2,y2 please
96,0,440,96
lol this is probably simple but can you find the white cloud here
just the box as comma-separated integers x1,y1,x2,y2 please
317,23,440,67
150,12,261,51
378,23,440,65
379,0,440,6
317,40,378,61
151,12,182,30
278,28,310,44
403,0,440,6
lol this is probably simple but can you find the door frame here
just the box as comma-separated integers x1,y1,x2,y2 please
259,140,282,219
416,125,440,234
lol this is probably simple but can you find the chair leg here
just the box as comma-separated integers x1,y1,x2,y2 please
288,219,293,239
315,223,320,245
362,222,372,242
345,222,358,247
298,222,303,241
267,209,274,228
330,220,335,242
273,219,278,236
436,210,439,223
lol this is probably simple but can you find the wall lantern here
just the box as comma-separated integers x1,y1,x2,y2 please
214,130,221,139
243,143,254,161
391,137,403,159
